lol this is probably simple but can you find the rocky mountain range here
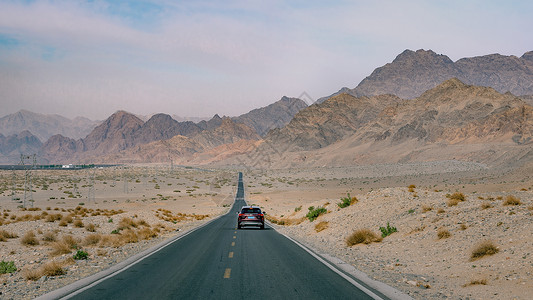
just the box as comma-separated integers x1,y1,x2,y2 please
232,78,532,168
319,49,533,103
0,110,98,142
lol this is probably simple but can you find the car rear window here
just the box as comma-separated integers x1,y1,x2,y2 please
241,208,261,214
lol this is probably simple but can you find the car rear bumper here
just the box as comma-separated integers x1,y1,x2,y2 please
238,220,264,227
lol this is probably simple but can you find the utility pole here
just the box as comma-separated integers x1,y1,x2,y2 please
88,167,95,202
20,154,36,208
123,167,128,194
11,167,17,202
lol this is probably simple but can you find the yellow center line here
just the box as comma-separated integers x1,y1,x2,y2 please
223,268,231,279
229,252,234,258
233,236,236,239
231,242,235,246
234,231,237,233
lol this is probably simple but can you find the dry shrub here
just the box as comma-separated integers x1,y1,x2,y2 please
448,192,466,202
481,202,493,209
84,234,102,246
42,231,57,242
471,240,499,261
137,228,158,240
314,221,329,232
346,229,382,246
62,235,78,249
0,229,18,240
266,215,305,226
447,198,461,207
118,217,138,230
408,184,416,193
437,208,445,214
42,261,66,276
459,224,468,231
96,249,107,256
85,223,96,232
503,195,521,206
120,229,139,244
73,219,84,228
58,219,68,227
463,279,487,287
50,241,72,256
437,228,451,239
45,213,62,222
21,231,39,246
98,235,119,247
421,205,433,212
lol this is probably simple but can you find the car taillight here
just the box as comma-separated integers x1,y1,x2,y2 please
259,214,263,217
238,214,244,218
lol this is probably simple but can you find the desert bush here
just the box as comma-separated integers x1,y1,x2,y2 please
447,192,466,202
73,219,84,228
25,261,66,281
338,193,358,208
463,279,487,287
0,260,17,274
306,206,327,222
62,235,78,249
314,221,329,232
503,195,521,206
0,229,18,240
45,213,62,222
42,231,57,242
137,228,157,240
346,229,382,246
379,222,398,238
118,217,138,230
21,231,39,246
408,184,416,193
73,250,89,260
437,228,451,239
421,205,433,212
481,202,493,209
471,240,499,261
50,241,72,256
437,208,445,214
294,206,302,212
120,229,139,244
447,198,461,207
85,223,96,232
84,234,102,246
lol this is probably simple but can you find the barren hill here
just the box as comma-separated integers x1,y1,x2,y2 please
229,79,533,168
0,131,42,163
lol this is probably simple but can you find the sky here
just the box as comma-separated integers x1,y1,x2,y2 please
0,0,532,120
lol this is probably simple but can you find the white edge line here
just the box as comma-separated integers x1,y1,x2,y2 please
37,202,236,300
268,221,413,300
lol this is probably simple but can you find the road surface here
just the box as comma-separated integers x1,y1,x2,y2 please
64,172,390,299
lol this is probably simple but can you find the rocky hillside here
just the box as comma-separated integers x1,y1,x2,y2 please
0,110,98,141
233,96,308,136
321,49,533,103
231,79,533,168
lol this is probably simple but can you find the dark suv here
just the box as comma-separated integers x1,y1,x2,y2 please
237,206,265,229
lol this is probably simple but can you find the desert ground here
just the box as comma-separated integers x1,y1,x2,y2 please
1,161,532,299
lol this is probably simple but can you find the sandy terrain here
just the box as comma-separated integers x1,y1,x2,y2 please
1,161,532,299
246,161,533,299
0,166,235,299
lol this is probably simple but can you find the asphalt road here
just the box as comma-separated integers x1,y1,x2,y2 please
66,172,387,300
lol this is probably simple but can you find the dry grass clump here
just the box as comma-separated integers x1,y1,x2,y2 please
84,234,102,246
471,240,499,261
503,195,521,206
85,223,96,232
21,231,39,246
463,278,487,287
266,215,305,226
73,218,84,228
314,221,329,232
0,229,18,241
437,228,451,239
437,208,445,214
155,209,209,223
45,213,62,222
42,231,57,242
408,184,416,193
137,228,158,240
447,192,466,206
421,205,433,212
346,229,382,246
25,261,66,281
481,202,493,209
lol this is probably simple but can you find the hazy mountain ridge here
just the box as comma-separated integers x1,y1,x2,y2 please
0,110,98,142
0,131,42,162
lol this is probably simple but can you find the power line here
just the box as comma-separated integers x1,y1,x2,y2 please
20,154,36,208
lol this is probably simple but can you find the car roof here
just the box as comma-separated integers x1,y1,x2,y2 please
241,206,261,209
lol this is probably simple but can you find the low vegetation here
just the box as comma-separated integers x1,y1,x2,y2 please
21,231,39,246
306,206,327,222
346,229,382,246
0,260,17,274
337,193,358,208
446,192,466,206
471,240,499,261
73,250,89,260
25,261,66,281
437,228,451,239
379,222,398,238
503,195,521,206
463,278,487,287
314,221,329,232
